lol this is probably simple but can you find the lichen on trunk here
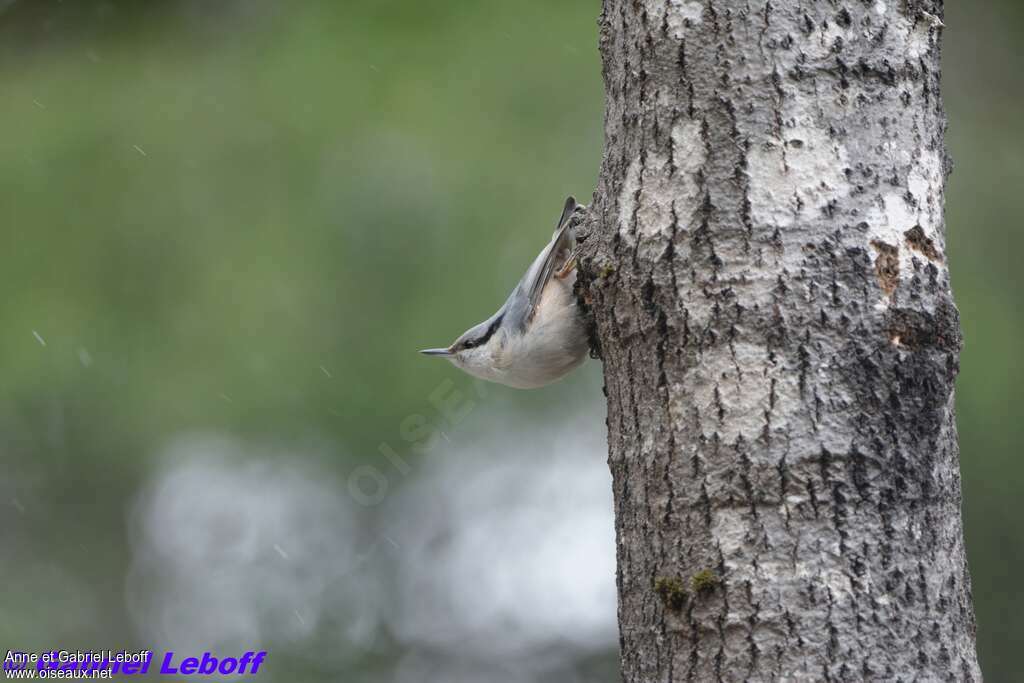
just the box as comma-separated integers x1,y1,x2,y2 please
577,0,980,679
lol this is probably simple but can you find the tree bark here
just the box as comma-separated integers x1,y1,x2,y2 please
577,1,981,680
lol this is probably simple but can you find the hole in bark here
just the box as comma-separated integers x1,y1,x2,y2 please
870,240,900,295
904,225,943,262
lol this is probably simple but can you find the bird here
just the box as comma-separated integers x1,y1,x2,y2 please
420,196,590,389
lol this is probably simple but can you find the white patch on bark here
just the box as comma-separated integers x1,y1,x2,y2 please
869,195,917,243
637,152,673,239
747,126,849,228
909,149,943,235
715,342,771,442
874,1,887,15
822,568,854,604
895,15,935,58
664,0,703,37
622,125,707,245
865,149,945,301
711,507,747,566
618,158,642,236
671,119,706,225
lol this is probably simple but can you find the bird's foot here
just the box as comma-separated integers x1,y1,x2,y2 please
556,250,579,279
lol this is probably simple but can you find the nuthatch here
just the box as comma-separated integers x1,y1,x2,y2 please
420,196,589,389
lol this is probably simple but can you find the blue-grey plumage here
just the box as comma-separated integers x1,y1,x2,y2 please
419,196,589,388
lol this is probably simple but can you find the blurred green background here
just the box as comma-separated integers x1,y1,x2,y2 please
0,1,1020,680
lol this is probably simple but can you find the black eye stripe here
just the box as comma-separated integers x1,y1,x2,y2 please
483,315,504,342
460,314,504,351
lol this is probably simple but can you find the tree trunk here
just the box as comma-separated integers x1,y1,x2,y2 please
577,1,981,680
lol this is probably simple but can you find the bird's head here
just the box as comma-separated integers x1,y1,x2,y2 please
420,313,506,380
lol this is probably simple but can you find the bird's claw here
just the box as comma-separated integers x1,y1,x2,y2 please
556,250,579,279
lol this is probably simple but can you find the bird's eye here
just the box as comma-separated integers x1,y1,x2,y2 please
462,339,478,350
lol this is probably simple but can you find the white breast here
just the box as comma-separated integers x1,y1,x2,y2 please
492,274,589,389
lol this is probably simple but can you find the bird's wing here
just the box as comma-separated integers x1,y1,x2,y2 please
505,196,579,330
526,196,577,308
551,195,579,241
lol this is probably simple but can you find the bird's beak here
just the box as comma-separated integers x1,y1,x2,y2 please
419,347,452,357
